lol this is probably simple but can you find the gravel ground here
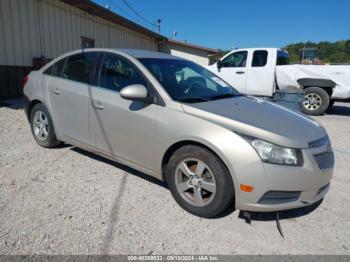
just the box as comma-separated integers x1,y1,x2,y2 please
0,99,349,255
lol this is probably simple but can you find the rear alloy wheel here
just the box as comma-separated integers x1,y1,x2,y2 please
33,110,49,142
302,87,330,116
166,145,234,218
30,103,61,148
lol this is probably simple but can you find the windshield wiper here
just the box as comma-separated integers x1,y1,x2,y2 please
208,93,242,101
177,97,209,103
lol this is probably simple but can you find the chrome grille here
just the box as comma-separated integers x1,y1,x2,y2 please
313,151,335,170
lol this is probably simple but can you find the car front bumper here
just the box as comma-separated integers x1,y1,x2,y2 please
233,142,334,212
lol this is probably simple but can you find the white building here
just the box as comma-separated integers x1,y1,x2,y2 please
0,0,161,99
160,39,219,67
0,0,219,99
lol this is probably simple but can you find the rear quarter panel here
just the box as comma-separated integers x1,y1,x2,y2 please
23,71,61,138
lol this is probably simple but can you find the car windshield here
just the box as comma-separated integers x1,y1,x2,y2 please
139,58,240,103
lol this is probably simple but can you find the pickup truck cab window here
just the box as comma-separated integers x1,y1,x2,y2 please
221,51,248,68
277,51,289,65
252,50,268,67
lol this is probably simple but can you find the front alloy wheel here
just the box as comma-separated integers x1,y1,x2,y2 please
175,158,216,207
166,145,234,218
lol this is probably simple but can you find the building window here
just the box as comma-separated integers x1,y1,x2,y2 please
81,36,95,48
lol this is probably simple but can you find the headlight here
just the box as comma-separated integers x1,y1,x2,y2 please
250,139,302,166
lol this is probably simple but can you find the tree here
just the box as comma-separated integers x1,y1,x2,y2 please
284,40,350,64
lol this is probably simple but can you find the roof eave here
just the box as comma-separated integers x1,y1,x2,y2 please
166,39,219,54
60,0,165,40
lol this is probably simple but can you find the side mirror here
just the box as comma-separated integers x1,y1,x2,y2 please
216,60,222,70
120,84,152,102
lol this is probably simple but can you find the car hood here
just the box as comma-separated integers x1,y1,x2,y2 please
181,96,326,148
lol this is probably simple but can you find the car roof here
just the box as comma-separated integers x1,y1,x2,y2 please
76,48,183,60
118,49,182,59
39,48,185,74
232,47,285,52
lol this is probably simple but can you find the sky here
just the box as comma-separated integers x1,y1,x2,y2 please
93,0,350,50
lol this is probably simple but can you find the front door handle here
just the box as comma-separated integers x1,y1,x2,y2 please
92,100,104,110
51,88,60,95
235,71,245,74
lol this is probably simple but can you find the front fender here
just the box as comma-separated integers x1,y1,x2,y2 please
154,106,265,200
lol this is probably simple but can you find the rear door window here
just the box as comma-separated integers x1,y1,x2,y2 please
44,58,66,77
62,52,99,84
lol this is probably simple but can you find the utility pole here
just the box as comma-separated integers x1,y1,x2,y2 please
172,31,177,39
157,19,161,34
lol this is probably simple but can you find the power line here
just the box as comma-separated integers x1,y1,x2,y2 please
120,0,157,28
107,0,161,33
107,0,154,29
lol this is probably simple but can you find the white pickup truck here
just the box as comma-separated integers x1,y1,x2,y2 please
207,48,350,115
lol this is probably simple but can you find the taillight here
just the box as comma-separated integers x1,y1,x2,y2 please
22,75,29,89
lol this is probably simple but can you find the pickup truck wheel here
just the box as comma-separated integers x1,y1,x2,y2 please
302,87,330,116
166,145,234,218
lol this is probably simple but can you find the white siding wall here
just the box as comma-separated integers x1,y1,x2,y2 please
159,42,210,66
0,0,158,67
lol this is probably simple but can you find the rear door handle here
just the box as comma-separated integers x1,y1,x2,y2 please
235,71,245,74
92,100,104,110
51,88,60,95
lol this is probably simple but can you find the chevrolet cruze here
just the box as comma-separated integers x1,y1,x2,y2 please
23,49,334,218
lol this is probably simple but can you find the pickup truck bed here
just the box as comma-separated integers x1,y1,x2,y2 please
276,64,350,99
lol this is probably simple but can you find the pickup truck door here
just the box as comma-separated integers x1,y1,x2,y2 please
245,49,275,97
213,50,248,93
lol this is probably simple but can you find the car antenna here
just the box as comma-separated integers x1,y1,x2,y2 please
276,213,284,238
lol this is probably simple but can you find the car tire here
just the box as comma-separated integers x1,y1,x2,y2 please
166,145,234,218
30,103,61,148
302,87,330,116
